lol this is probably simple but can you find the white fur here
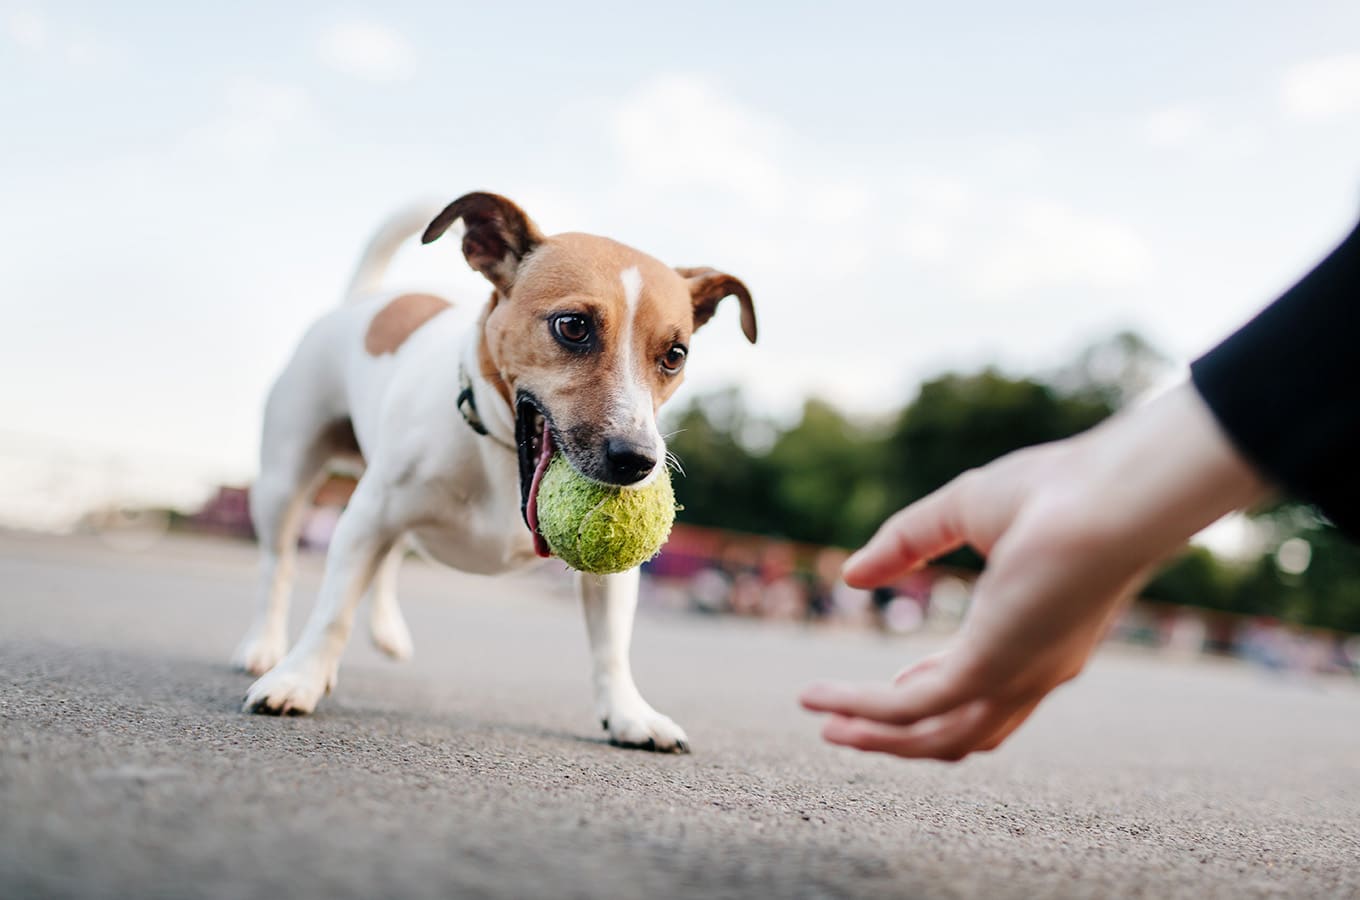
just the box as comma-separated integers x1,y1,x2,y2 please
233,209,688,751
612,265,665,482
619,265,642,312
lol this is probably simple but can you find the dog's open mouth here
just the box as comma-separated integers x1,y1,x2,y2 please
515,393,555,559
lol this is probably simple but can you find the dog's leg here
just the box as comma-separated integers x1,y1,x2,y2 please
368,539,413,661
232,466,327,676
579,569,689,752
244,482,396,715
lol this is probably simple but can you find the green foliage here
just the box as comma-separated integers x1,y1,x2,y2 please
1233,511,1360,632
883,370,1112,507
1142,545,1240,611
664,388,778,538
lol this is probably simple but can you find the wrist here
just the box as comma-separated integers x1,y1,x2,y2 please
1077,381,1272,553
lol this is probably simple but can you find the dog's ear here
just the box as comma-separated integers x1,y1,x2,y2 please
676,267,757,344
422,192,545,294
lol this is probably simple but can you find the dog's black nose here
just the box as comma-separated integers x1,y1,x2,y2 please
604,438,656,485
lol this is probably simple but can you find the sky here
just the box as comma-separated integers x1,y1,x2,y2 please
2,1,1360,526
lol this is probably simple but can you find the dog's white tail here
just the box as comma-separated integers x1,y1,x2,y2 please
342,201,447,301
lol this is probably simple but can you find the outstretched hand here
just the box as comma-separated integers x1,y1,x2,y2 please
800,383,1269,761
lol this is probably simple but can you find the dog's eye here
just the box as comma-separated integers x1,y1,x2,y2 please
660,344,687,374
551,314,592,348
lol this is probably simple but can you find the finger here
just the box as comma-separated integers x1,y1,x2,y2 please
842,482,969,588
822,701,1004,761
799,668,966,725
893,650,947,685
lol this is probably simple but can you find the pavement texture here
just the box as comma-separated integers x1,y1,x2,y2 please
2,531,1359,899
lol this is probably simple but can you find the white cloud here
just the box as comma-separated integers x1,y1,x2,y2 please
6,9,45,49
901,221,956,264
5,9,120,66
317,19,416,83
899,174,975,263
1279,54,1360,122
969,201,1152,299
611,74,787,211
1141,105,1206,149
183,77,314,163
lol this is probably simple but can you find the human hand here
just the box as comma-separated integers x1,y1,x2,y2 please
800,382,1269,761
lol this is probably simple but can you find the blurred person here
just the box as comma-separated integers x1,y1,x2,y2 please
758,542,807,620
725,542,765,617
802,217,1360,761
869,585,897,632
809,547,850,620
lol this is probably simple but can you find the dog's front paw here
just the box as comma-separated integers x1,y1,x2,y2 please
231,630,287,676
242,662,334,716
602,701,690,753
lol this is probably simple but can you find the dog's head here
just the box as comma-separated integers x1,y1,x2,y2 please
423,192,757,551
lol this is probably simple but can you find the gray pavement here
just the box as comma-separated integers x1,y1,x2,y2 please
2,531,1359,899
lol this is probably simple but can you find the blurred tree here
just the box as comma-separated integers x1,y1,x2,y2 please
764,398,891,546
1142,545,1239,612
662,388,779,538
1048,330,1172,410
1231,505,1360,632
883,370,1113,505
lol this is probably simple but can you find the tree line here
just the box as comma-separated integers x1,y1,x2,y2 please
663,333,1360,633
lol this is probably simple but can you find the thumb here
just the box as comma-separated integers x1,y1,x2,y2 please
843,481,967,588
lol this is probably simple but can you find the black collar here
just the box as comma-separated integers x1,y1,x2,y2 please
458,365,516,452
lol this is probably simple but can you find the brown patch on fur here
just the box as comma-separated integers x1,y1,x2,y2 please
365,293,452,356
476,299,513,407
319,417,363,461
313,474,358,508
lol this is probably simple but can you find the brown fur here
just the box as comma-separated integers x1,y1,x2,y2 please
364,293,453,356
319,417,363,459
481,233,699,447
476,301,513,407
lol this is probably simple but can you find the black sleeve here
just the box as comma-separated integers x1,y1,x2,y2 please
1190,219,1360,538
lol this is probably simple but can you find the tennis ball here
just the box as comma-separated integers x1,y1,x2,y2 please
537,453,676,574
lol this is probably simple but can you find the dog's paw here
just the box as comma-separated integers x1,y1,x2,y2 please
602,703,690,753
242,663,334,716
231,631,287,676
369,604,414,662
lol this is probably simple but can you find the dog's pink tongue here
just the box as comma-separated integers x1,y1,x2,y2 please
525,427,555,558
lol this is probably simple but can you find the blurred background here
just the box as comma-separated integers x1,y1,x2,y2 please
4,2,1360,670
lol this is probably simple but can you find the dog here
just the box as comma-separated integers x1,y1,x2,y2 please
231,192,756,751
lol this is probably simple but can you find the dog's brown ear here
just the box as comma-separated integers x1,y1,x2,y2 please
422,192,545,294
676,267,757,344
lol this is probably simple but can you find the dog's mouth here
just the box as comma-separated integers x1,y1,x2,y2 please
515,393,555,559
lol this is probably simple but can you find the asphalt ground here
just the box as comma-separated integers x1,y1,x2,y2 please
2,531,1359,899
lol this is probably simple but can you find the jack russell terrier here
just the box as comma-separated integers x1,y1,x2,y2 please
231,192,756,752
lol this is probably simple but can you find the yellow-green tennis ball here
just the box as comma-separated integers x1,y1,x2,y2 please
537,453,676,575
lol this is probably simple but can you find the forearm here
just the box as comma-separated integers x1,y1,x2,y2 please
1066,382,1272,559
